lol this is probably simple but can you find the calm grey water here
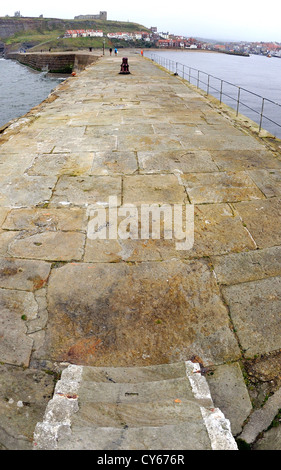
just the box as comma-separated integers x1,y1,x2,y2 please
145,50,281,138
0,58,63,128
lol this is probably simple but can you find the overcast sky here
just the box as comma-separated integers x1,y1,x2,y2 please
1,1,281,42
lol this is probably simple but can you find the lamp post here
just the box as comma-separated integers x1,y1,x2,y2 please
103,39,105,55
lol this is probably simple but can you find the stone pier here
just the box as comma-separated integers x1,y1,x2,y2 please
0,51,281,449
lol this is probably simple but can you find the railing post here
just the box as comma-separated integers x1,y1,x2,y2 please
259,98,265,133
176,62,178,75
189,67,191,82
207,75,210,96
197,70,200,88
220,80,223,104
236,87,241,116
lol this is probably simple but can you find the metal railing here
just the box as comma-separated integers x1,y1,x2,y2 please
148,52,281,138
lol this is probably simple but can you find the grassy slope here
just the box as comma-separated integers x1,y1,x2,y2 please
0,17,150,51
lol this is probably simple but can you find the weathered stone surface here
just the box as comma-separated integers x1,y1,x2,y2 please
244,351,281,384
0,154,35,178
253,426,281,450
180,133,266,151
210,149,281,171
0,231,18,256
84,203,255,262
0,176,57,208
138,150,218,174
86,123,155,137
233,197,281,248
44,260,240,366
84,238,163,263
247,169,281,197
206,362,252,436
191,203,255,257
0,288,37,366
53,134,117,153
0,258,51,291
3,207,87,232
0,365,54,450
8,231,85,261
222,277,281,357
37,125,86,142
50,175,122,207
182,171,265,203
27,152,93,176
123,174,187,204
239,387,281,445
90,151,138,175
118,134,183,152
211,246,281,285
0,208,8,226
0,135,54,155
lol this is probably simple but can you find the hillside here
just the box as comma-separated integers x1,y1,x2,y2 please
0,16,150,52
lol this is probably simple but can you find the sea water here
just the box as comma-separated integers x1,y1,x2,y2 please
0,58,63,128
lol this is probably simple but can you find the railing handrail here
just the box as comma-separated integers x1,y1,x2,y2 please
147,52,281,136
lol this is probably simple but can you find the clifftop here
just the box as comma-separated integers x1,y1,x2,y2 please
0,16,150,51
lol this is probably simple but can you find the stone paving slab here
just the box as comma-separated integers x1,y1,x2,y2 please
123,174,188,204
222,276,281,357
0,365,55,450
211,245,281,285
27,152,93,177
0,288,37,366
210,149,281,171
182,171,265,203
0,176,57,208
206,362,253,436
138,149,219,173
0,258,51,291
90,151,138,175
247,169,281,197
42,260,240,367
233,197,281,248
50,175,122,207
3,207,87,232
3,207,87,231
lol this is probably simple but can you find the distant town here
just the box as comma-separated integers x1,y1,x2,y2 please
64,11,281,57
7,11,281,57
64,27,281,57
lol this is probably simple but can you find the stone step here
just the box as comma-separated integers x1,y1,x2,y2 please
33,362,238,450
72,399,205,428
54,423,213,450
81,362,187,383
76,377,199,404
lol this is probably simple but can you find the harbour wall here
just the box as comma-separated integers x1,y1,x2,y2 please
6,51,100,73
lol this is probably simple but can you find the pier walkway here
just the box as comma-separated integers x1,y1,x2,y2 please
1,51,281,450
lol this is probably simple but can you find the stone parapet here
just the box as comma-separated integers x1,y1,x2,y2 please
6,51,99,73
